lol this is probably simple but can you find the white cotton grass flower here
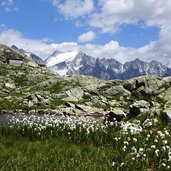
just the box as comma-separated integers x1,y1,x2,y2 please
163,140,168,145
143,154,146,158
114,137,118,142
162,146,166,151
154,139,158,143
124,141,129,145
112,161,115,167
147,134,150,138
155,149,159,157
139,148,144,155
161,163,166,167
151,145,156,149
133,138,137,142
123,146,127,151
157,131,165,138
131,146,137,153
167,151,171,162
121,122,142,134
120,162,124,167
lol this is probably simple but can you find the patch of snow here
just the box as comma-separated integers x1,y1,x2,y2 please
46,49,79,67
56,68,68,76
74,64,83,71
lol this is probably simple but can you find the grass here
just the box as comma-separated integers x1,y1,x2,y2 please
0,136,114,171
1,115,171,170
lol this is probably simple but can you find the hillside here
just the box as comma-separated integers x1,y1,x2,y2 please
1,44,171,123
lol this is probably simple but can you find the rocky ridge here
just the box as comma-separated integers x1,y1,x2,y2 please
45,49,171,80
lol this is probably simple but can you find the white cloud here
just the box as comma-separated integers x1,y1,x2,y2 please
51,0,94,18
1,0,17,11
0,24,7,30
78,31,96,43
1,0,14,6
1,28,171,67
81,40,170,66
49,0,171,66
0,29,78,60
90,0,171,33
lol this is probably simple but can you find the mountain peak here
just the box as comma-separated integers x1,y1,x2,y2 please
69,49,84,55
46,49,82,67
11,45,19,50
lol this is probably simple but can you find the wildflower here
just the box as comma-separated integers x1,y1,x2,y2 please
166,146,171,150
154,139,158,143
120,162,124,167
127,137,131,141
123,146,127,151
136,153,140,158
147,134,150,138
155,149,159,157
164,130,169,136
168,152,171,162
163,140,168,145
143,154,146,158
114,137,118,141
133,138,137,142
157,131,165,138
151,145,156,149
162,146,166,151
124,141,129,145
161,163,166,167
132,146,137,153
112,161,115,167
139,148,144,153
109,122,114,126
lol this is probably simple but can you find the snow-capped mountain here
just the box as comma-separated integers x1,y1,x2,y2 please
119,59,171,79
10,45,171,80
45,49,96,76
11,45,44,65
45,49,171,80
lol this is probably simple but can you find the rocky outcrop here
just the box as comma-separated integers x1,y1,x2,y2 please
123,76,168,96
23,94,51,107
65,87,84,100
161,109,171,122
105,85,131,97
105,108,126,122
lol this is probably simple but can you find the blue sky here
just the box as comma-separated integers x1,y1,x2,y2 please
0,0,160,46
0,0,171,66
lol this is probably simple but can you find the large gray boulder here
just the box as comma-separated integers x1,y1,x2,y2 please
163,87,171,106
66,87,84,99
161,109,171,122
24,94,51,106
105,85,131,97
128,100,150,118
123,76,168,96
105,108,126,122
